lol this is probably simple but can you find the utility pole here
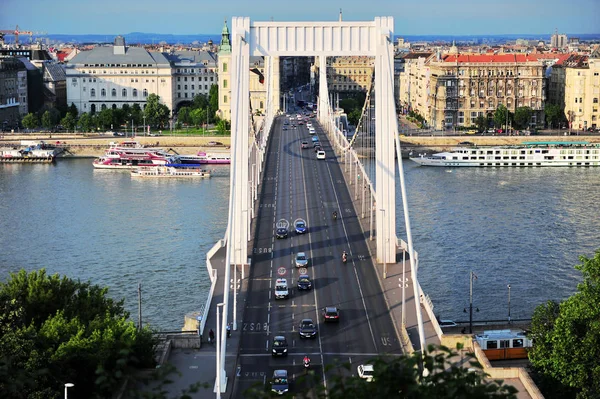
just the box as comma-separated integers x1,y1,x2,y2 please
137,283,142,331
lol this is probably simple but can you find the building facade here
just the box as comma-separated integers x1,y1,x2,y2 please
420,54,546,130
326,56,374,93
0,57,27,130
397,53,432,116
564,50,600,131
164,50,217,110
66,36,173,115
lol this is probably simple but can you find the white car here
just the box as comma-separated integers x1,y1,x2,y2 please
357,364,374,382
275,278,289,299
316,151,326,160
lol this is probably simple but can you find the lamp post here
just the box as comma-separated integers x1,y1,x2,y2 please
507,284,511,323
463,271,479,334
215,302,225,398
64,383,74,399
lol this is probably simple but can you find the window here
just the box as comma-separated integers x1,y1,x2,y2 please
122,89,127,97
223,80,228,89
143,89,148,97
101,104,107,110
90,88,96,97
111,88,117,97
486,340,498,349
594,98,598,104
223,63,228,72
260,101,264,108
101,89,106,97
133,89,138,97
224,95,228,103
513,339,524,348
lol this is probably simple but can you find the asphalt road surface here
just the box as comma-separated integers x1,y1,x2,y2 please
231,112,402,397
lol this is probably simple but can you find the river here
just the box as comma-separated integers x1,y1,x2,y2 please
1,159,598,330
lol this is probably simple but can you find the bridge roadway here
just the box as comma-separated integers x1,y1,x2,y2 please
231,114,403,396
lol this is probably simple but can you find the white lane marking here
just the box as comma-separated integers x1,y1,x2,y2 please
324,133,378,352
266,340,269,351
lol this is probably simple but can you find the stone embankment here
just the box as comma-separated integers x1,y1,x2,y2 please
0,134,232,157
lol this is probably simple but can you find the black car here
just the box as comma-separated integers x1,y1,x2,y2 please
276,227,288,239
323,306,340,322
314,145,322,152
271,335,288,356
297,274,312,290
299,318,317,338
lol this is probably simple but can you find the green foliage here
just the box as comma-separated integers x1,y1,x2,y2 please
41,110,54,130
545,104,563,129
216,118,230,135
244,344,518,398
68,103,79,119
97,108,114,130
178,106,192,125
529,250,600,398
208,84,219,123
493,105,512,129
78,113,92,132
0,269,156,399
61,113,76,131
144,94,170,128
475,115,488,132
513,106,533,129
190,108,207,127
348,109,362,126
192,94,209,111
22,113,39,129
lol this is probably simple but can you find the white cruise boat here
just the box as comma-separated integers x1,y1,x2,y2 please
410,141,600,167
131,166,211,178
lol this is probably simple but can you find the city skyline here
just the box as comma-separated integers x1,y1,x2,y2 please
1,0,599,37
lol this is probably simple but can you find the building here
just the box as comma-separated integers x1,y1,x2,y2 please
217,21,276,121
65,36,173,115
0,57,27,130
426,53,547,130
42,62,66,109
551,32,568,50
326,56,374,94
563,48,600,131
397,52,432,116
164,50,218,110
548,54,582,109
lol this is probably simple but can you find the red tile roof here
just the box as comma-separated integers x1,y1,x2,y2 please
442,54,542,63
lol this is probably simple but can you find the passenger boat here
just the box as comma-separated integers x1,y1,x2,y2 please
1,143,60,163
93,141,170,169
475,329,533,360
131,166,211,178
410,141,600,167
166,152,231,167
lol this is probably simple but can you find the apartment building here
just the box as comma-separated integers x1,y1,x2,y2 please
326,56,374,93
564,49,600,130
164,50,217,109
0,57,27,130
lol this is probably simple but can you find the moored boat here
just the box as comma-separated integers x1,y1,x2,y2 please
93,141,170,169
131,166,211,178
1,143,60,163
166,151,231,167
410,141,600,167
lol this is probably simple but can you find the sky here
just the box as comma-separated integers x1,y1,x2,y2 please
1,0,599,36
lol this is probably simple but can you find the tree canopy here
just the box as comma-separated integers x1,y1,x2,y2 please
0,269,156,399
545,104,564,129
513,106,533,130
529,250,600,399
144,94,170,128
493,105,511,129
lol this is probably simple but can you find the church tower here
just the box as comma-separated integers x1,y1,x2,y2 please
218,20,232,120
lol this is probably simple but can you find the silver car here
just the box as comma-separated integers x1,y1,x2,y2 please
295,252,309,268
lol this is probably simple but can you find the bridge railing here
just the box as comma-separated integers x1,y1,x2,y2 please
199,239,223,336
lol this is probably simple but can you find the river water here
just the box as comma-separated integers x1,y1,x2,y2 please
1,159,598,330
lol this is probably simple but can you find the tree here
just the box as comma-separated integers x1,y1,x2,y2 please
529,250,600,398
208,84,219,123
68,103,78,119
216,118,230,135
97,108,114,130
190,108,206,127
178,106,192,125
475,115,488,132
348,108,362,126
244,345,518,398
22,113,39,130
60,113,76,132
41,110,54,131
144,93,170,128
192,94,209,111
545,104,563,129
513,106,533,130
0,269,156,399
78,112,92,132
131,103,143,126
493,105,511,130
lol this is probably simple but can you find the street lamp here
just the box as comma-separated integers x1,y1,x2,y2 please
507,284,511,323
64,383,74,399
463,271,479,334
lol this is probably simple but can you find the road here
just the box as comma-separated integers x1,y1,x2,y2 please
231,111,402,397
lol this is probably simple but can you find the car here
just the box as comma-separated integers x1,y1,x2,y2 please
112,132,125,137
311,136,319,143
297,274,312,290
301,141,310,149
299,121,304,125
487,128,496,133
276,227,288,239
312,141,320,148
314,145,322,153
323,306,340,322
274,278,289,299
465,129,477,135
299,318,317,338
357,364,374,382
439,319,457,328
271,336,288,356
316,151,326,160
295,220,307,234
295,252,309,268
271,370,289,395
206,141,223,146
458,141,474,146
283,126,287,131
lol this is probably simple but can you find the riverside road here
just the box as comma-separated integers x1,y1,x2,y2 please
231,115,403,396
